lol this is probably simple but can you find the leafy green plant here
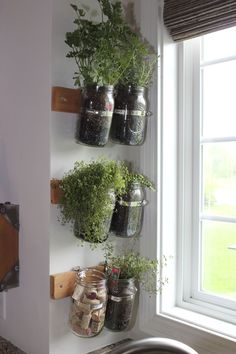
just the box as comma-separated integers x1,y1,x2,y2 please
65,1,136,87
104,246,167,294
58,158,155,244
59,159,129,243
99,0,158,88
125,172,155,191
119,35,158,88
65,0,157,88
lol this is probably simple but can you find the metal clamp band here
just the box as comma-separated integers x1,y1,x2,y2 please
117,199,148,207
109,294,135,302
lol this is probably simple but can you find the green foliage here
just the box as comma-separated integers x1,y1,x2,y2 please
65,1,136,86
59,159,128,243
65,1,157,88
126,172,155,191
119,35,158,88
58,159,155,244
106,250,168,294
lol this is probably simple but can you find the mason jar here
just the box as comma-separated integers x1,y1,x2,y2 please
76,85,114,147
69,268,108,337
110,182,147,238
105,278,137,331
74,189,115,243
110,86,148,146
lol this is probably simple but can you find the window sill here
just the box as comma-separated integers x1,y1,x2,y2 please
162,305,236,340
139,305,236,354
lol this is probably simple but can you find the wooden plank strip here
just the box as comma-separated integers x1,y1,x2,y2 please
50,265,105,300
50,179,63,204
51,86,81,113
50,271,76,300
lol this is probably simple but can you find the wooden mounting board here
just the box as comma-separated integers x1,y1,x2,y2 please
51,86,81,113
50,265,105,300
50,179,63,204
50,271,76,300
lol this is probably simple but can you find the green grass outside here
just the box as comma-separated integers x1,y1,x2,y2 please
202,220,236,300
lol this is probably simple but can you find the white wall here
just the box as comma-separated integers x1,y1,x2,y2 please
0,1,154,353
0,1,52,354
50,1,143,353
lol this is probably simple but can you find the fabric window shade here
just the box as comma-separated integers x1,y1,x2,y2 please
163,0,236,41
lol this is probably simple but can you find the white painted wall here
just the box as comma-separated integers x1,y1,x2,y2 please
0,1,154,353
0,1,52,354
50,1,143,353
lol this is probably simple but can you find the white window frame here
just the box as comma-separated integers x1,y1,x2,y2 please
137,1,236,352
181,36,236,321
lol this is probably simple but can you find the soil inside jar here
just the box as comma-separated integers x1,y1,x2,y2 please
110,86,147,146
105,278,137,332
105,295,134,331
110,203,143,238
76,85,114,147
77,110,113,147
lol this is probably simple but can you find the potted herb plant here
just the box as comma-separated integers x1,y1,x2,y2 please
110,34,158,146
65,0,135,146
58,159,129,244
110,172,155,238
104,249,167,331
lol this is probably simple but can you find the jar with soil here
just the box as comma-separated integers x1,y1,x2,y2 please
110,182,147,238
110,86,148,146
105,278,137,331
69,268,108,337
74,189,115,243
76,85,114,147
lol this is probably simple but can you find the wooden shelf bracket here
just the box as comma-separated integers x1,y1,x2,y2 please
51,86,81,113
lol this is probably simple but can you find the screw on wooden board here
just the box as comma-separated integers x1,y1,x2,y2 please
60,96,68,102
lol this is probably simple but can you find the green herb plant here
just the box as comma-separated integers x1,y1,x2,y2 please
126,172,155,191
103,242,168,295
65,0,136,87
59,159,129,244
58,158,155,245
119,35,158,88
98,0,158,88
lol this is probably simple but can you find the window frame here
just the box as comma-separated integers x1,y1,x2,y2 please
137,1,236,352
181,35,236,319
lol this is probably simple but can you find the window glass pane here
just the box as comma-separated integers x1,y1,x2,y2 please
202,143,236,217
202,27,236,62
202,60,236,137
201,221,236,300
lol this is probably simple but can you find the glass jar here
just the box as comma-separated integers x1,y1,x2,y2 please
74,189,115,243
110,183,147,238
110,86,148,146
69,268,108,337
76,85,114,147
105,278,137,331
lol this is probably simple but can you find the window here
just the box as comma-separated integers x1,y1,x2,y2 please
139,1,236,354
179,27,236,326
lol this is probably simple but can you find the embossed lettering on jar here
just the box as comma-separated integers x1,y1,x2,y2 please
110,86,148,146
76,85,114,147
